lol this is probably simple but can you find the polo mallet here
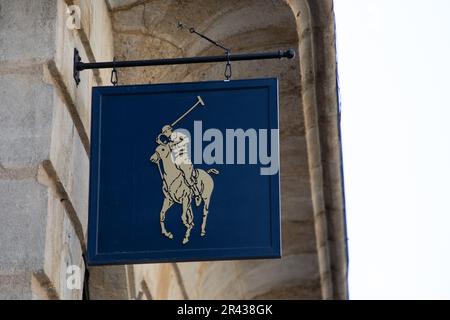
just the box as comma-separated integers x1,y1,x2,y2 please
171,96,205,128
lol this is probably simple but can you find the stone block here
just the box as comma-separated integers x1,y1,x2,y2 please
199,261,244,300
89,265,129,299
54,3,92,135
175,262,202,299
237,254,320,299
70,130,89,237
166,267,185,300
0,71,53,167
0,273,32,300
132,264,161,298
44,190,84,299
49,92,75,189
0,0,57,63
106,0,140,10
87,0,115,63
281,221,317,255
131,263,185,300
280,135,309,178
0,177,47,273
0,176,48,299
49,93,89,238
281,175,314,222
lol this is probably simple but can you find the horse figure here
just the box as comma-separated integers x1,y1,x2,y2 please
150,144,219,244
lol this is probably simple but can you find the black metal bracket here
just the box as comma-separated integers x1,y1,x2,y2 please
74,48,81,85
73,48,295,86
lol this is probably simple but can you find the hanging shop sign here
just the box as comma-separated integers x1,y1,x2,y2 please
87,78,281,265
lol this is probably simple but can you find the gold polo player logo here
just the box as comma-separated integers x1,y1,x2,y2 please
149,96,219,244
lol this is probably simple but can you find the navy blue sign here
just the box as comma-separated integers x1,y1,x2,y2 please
88,78,280,265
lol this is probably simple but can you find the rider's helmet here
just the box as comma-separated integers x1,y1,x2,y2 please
161,125,173,137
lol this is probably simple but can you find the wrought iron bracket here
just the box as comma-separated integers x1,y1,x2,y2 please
73,48,295,86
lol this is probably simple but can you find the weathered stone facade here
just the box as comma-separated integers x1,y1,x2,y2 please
0,0,347,299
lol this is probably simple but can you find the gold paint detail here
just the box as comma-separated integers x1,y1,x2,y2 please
150,96,219,245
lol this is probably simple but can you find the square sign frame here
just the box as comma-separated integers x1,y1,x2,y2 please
88,78,281,266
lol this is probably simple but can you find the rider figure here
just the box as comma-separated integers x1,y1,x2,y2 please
156,125,202,206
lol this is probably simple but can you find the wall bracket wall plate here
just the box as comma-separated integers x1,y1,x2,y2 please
73,48,81,86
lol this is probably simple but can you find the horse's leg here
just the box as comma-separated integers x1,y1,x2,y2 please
186,206,194,238
181,197,193,245
187,205,194,227
160,197,174,239
199,171,214,237
201,197,210,237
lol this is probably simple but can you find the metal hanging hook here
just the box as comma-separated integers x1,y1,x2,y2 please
111,57,118,86
224,50,232,81
178,22,233,81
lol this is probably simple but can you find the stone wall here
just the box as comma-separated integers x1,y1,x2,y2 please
0,0,113,299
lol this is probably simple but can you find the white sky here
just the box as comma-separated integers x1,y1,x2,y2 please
334,0,450,299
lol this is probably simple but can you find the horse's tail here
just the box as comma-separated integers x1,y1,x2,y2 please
207,168,219,175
